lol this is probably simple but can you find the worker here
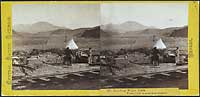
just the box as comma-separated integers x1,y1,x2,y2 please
175,47,180,65
151,47,160,66
88,48,92,65
63,47,73,66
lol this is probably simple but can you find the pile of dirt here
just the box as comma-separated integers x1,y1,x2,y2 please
170,26,188,37
81,26,100,38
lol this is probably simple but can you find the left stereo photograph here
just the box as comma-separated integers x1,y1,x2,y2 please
12,4,101,90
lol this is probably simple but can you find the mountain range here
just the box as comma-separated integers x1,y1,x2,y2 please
124,26,187,37
101,21,155,33
12,21,188,50
13,22,67,33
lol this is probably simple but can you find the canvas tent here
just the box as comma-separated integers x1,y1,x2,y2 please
153,38,167,49
65,38,78,50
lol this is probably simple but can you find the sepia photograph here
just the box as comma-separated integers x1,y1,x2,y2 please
12,3,188,90
12,4,101,90
100,3,188,89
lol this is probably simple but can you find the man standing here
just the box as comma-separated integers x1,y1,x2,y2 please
88,48,92,65
63,47,73,66
151,47,160,66
175,47,180,65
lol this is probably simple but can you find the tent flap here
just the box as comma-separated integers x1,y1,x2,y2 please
153,38,166,49
65,38,78,49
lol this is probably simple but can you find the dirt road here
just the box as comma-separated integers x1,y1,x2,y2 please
13,68,187,90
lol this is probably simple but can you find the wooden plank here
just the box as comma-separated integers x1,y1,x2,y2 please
39,77,50,81
71,73,84,77
160,72,170,76
141,75,152,79
114,79,124,83
55,75,66,78
125,77,138,81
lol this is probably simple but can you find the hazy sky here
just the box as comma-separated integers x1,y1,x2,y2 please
101,3,188,28
13,3,188,29
12,4,100,29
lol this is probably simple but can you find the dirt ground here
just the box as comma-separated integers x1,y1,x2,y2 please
13,63,99,78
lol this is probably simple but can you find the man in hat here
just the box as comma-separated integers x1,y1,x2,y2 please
88,48,93,65
63,47,73,66
151,47,160,66
175,47,180,65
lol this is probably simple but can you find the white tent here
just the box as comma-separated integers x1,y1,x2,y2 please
153,38,167,49
65,38,78,50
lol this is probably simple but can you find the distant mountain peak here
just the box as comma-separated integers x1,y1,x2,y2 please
102,21,153,33
120,21,147,27
13,21,66,33
32,21,53,25
122,21,141,25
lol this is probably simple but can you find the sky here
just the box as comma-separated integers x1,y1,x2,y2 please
101,3,188,28
13,3,188,29
12,4,100,29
